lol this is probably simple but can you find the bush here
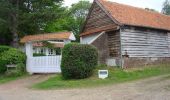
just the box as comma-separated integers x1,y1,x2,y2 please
0,45,11,54
16,63,26,75
0,48,26,75
1,48,26,64
0,45,11,74
61,43,98,79
0,59,7,74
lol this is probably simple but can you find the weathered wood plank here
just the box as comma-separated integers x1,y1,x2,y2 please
83,2,117,33
107,31,120,57
121,28,170,57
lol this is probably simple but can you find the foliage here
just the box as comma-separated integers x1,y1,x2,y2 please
0,45,11,74
145,8,158,12
162,0,170,15
69,0,91,41
33,64,170,89
16,63,26,75
0,0,91,45
55,48,61,55
44,1,92,42
0,45,11,54
0,0,64,46
5,63,26,77
0,59,7,74
61,43,98,79
0,48,26,75
1,48,26,64
42,41,55,49
33,53,46,57
0,29,12,45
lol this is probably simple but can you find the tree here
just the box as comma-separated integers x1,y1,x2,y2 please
145,8,158,12
69,1,91,41
0,0,20,47
44,0,92,42
0,0,64,47
162,0,170,15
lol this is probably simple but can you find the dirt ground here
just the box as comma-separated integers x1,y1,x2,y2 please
0,74,170,100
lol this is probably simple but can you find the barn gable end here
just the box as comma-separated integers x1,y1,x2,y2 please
81,0,170,68
81,1,118,36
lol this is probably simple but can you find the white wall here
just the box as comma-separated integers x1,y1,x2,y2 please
80,33,100,44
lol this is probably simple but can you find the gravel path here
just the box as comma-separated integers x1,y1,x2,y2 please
0,74,170,100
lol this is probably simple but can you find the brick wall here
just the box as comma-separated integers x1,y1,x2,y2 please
123,57,170,68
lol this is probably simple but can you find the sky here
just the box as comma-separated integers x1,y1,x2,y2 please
64,0,165,12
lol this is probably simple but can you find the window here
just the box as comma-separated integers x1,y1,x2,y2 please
38,48,45,55
33,48,36,53
55,48,61,55
40,48,45,54
48,49,54,55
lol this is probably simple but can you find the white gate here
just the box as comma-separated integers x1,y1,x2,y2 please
27,55,61,73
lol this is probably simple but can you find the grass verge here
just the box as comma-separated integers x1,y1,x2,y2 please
33,64,170,90
0,74,28,84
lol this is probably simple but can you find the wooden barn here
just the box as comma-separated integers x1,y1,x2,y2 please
80,0,170,68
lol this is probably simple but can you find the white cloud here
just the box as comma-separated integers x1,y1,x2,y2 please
64,0,165,12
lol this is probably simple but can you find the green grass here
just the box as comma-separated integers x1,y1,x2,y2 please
0,74,28,84
33,64,170,90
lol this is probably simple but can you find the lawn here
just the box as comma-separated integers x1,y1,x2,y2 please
0,74,28,84
33,64,170,90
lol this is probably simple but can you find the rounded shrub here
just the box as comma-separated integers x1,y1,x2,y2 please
61,43,98,79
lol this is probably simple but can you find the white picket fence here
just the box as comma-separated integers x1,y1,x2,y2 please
27,56,61,73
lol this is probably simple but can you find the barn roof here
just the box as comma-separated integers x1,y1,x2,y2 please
81,0,170,36
20,32,75,43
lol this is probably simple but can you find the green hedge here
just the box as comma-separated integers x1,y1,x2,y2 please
0,45,11,74
0,47,26,74
0,59,7,74
33,53,46,57
1,48,26,64
0,45,11,55
61,43,98,79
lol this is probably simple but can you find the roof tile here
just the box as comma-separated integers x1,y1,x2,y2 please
99,0,170,31
20,32,72,43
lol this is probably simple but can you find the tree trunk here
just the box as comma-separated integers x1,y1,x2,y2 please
11,27,19,48
10,0,19,48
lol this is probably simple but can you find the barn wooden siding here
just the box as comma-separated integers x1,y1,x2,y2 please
168,32,170,51
83,2,117,33
121,26,170,58
107,31,120,57
92,33,110,63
